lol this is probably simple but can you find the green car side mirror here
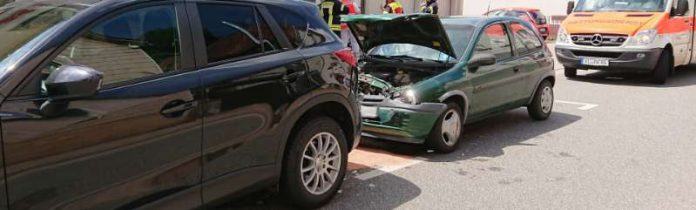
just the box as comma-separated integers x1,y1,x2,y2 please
467,53,496,73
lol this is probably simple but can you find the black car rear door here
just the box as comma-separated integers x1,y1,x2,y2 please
0,2,204,209
185,1,308,204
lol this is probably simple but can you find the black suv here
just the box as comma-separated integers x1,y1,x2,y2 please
0,0,360,209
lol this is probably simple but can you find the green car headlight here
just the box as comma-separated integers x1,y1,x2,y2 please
394,89,417,105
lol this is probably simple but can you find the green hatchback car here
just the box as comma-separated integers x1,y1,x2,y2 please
345,14,556,153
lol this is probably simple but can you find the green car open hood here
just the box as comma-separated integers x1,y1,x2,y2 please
342,14,456,58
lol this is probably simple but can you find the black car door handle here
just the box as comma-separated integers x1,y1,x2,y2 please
161,100,197,118
513,67,521,73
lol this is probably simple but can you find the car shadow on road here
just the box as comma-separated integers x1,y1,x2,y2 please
359,108,582,163
222,109,580,209
568,67,696,87
219,166,421,210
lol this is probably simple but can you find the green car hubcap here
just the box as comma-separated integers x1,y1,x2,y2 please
541,86,553,114
441,110,462,146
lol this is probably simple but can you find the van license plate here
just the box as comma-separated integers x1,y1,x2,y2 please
581,57,609,66
361,106,378,119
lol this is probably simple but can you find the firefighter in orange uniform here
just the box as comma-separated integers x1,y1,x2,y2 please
383,0,404,14
319,0,349,36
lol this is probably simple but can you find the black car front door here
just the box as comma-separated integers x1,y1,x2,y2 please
0,3,203,209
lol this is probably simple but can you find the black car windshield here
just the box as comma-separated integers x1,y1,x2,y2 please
0,1,94,81
443,23,476,59
575,0,668,12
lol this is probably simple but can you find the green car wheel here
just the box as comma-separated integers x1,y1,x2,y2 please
528,80,554,121
427,102,464,153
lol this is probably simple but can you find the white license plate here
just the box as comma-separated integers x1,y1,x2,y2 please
361,106,378,119
581,57,609,66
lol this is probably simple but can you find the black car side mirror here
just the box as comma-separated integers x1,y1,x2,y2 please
45,65,103,101
467,54,497,73
37,65,103,117
673,0,689,16
567,1,575,15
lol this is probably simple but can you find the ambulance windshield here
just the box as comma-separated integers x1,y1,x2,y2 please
575,0,668,12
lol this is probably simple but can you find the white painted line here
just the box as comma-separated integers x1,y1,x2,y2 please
556,100,599,110
354,157,426,181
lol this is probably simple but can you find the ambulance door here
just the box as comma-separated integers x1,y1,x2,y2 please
670,0,693,66
689,0,696,64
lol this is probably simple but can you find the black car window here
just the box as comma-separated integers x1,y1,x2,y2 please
474,23,512,61
267,6,333,48
258,14,281,52
510,22,543,55
50,5,180,87
197,4,264,63
267,6,308,48
304,15,333,47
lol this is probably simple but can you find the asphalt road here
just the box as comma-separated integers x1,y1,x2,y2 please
227,54,696,210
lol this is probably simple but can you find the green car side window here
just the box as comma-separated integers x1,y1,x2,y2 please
510,22,543,55
473,23,513,62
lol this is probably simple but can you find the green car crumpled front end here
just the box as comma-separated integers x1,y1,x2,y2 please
358,74,447,144
361,95,446,144
345,14,458,144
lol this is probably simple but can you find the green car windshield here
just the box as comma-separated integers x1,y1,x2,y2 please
443,23,476,60
0,2,90,82
368,44,454,62
368,23,476,62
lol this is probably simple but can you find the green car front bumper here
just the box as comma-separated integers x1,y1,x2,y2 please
360,97,447,144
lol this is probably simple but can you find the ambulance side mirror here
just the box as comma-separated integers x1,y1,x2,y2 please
673,0,689,16
566,1,575,15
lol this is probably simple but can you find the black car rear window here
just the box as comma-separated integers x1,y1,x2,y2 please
266,5,333,48
197,4,264,63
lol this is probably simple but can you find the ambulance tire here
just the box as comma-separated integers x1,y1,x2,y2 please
564,67,577,78
652,50,671,85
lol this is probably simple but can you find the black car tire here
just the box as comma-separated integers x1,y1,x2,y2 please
426,102,464,153
281,117,348,209
528,80,554,121
564,67,577,78
652,50,671,85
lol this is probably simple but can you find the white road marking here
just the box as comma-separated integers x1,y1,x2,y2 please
354,157,427,181
556,100,599,110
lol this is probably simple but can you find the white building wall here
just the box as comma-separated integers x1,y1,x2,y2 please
461,0,569,16
310,0,462,16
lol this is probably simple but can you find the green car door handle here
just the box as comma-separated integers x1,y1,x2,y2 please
533,52,544,59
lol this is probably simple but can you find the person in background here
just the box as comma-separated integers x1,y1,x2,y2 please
340,0,361,54
319,0,349,36
383,0,404,14
420,0,438,14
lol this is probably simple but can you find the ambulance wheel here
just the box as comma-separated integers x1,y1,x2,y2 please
564,67,577,78
652,50,671,85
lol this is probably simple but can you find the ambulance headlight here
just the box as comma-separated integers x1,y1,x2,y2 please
556,27,571,44
628,29,657,46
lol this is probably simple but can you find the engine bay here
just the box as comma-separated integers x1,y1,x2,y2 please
357,58,450,99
